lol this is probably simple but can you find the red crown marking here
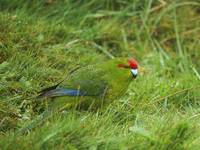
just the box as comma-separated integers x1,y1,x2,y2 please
128,59,138,69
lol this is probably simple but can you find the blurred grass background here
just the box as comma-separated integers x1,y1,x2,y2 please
0,0,200,149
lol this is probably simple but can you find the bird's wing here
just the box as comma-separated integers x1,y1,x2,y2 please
38,65,109,98
61,65,108,96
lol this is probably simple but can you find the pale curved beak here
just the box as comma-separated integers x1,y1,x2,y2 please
131,69,138,78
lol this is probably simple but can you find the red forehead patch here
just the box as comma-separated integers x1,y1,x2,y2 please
128,59,138,69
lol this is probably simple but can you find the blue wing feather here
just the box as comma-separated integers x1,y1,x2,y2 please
39,88,86,97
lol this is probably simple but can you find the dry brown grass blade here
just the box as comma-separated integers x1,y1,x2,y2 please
150,0,167,13
148,85,200,105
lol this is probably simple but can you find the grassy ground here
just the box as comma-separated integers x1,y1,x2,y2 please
0,0,200,149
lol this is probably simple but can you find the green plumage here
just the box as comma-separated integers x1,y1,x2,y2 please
40,58,134,110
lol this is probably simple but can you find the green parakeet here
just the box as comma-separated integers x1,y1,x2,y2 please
38,58,138,110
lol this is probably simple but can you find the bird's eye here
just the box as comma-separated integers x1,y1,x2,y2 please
131,69,137,78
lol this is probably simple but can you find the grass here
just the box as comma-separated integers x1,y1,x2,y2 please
0,0,200,149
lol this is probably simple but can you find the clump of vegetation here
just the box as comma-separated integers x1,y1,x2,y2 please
0,0,200,149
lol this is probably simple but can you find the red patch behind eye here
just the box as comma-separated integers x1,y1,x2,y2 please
118,64,129,68
128,59,138,69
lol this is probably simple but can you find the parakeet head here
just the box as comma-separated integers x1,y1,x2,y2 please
118,58,138,78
